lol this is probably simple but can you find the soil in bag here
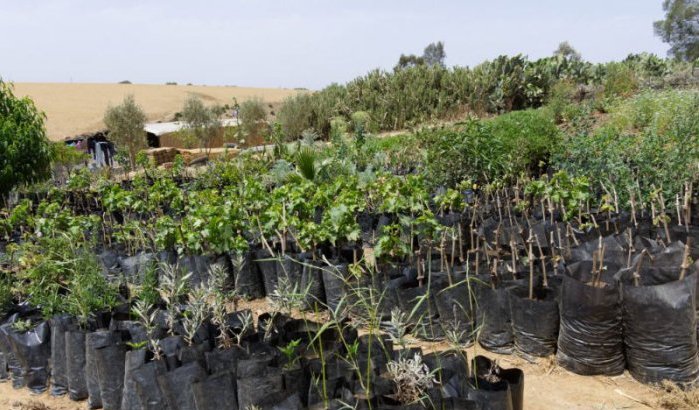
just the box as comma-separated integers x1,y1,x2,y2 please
205,346,248,375
508,286,559,358
49,315,73,396
121,349,146,410
0,329,23,388
65,330,88,400
159,334,184,370
94,340,127,410
322,263,348,313
157,361,208,410
237,369,284,410
435,279,475,346
233,250,265,299
621,272,699,384
255,248,278,296
192,371,238,410
461,377,513,410
301,260,325,310
474,275,514,354
556,269,625,376
0,352,7,380
1,320,51,393
283,365,308,405
179,339,211,367
86,330,120,409
472,355,523,410
424,351,469,392
396,281,432,319
132,359,169,410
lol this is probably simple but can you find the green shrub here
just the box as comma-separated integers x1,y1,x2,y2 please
555,89,699,205
424,109,560,187
239,97,269,142
545,80,579,123
603,63,639,100
350,111,374,134
278,93,314,140
0,80,53,202
486,109,561,174
0,271,13,317
104,95,147,168
65,253,120,326
423,120,505,187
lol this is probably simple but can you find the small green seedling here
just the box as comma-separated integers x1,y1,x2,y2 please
279,339,302,369
11,319,33,333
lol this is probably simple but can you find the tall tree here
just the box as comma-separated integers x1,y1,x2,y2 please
395,41,446,70
0,79,53,201
423,41,446,67
103,95,147,169
553,41,582,61
654,0,699,61
395,54,425,70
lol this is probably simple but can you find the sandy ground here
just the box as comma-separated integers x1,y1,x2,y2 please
0,298,667,410
11,82,303,141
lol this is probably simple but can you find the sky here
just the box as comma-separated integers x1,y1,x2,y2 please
0,0,670,90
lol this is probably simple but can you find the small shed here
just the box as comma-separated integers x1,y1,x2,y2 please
144,119,238,148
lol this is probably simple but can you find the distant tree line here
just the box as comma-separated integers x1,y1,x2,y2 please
275,41,698,141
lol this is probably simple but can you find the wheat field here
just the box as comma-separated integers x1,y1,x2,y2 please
12,82,303,141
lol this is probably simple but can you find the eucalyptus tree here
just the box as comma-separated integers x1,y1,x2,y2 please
654,0,699,61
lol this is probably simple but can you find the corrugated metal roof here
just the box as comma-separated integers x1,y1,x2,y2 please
144,118,239,136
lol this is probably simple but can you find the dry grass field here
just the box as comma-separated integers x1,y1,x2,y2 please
12,82,303,141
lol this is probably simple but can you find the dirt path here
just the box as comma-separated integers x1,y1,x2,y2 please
0,384,80,410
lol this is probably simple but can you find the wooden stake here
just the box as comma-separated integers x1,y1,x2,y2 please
534,234,548,287
629,189,638,227
528,234,535,300
510,238,518,280
491,258,499,290
683,182,693,228
679,238,693,281
633,249,649,287
626,228,634,269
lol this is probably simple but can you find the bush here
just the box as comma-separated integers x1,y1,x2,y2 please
181,96,223,152
555,89,699,205
546,80,580,123
424,109,560,187
274,53,693,141
104,95,147,168
278,93,314,140
0,80,53,202
238,97,269,142
487,109,561,174
0,270,13,317
603,63,639,100
424,120,505,187
350,111,373,134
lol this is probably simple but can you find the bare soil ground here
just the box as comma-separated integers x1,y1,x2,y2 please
12,83,303,141
0,298,677,410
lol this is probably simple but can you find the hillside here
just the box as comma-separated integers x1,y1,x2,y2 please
12,82,303,141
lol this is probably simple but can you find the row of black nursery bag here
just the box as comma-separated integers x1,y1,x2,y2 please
472,233,699,386
92,225,699,387
0,307,527,410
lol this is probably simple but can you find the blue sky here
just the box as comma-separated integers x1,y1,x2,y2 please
0,0,669,89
